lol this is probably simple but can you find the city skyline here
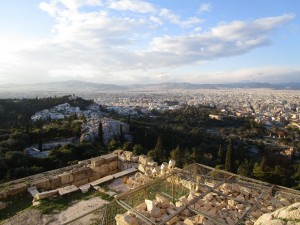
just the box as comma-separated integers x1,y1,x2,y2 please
0,0,299,85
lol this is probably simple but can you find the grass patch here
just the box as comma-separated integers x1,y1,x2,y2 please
1,186,115,222
0,194,32,222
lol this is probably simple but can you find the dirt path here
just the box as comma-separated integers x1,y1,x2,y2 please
2,197,108,225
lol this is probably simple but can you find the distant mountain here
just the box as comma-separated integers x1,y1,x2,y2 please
128,82,300,90
1,80,300,98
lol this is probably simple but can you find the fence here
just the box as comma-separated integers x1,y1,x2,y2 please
59,163,300,225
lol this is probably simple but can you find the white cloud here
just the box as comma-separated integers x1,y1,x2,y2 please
159,8,203,28
145,14,295,67
150,16,163,25
199,3,211,13
108,0,155,13
0,0,296,85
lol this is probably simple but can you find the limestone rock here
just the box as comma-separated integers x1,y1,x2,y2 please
150,207,161,218
145,199,155,211
166,216,179,225
255,202,300,225
138,155,149,165
168,160,176,169
156,194,169,204
115,214,139,225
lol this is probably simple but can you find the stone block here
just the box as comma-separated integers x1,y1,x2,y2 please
113,167,137,179
138,164,145,173
161,162,168,171
145,199,155,211
225,217,235,225
58,185,79,196
113,150,124,155
184,217,197,225
166,208,176,215
90,175,114,187
150,207,161,218
50,176,61,189
115,214,139,225
34,178,51,190
10,183,28,196
71,168,88,182
102,154,118,163
100,164,109,175
147,161,158,167
136,202,147,212
168,159,176,169
166,216,179,225
35,190,58,200
138,155,149,165
28,186,39,198
109,161,118,171
131,156,139,162
240,187,251,197
90,165,102,173
91,157,105,167
79,184,91,193
72,178,89,187
59,173,73,185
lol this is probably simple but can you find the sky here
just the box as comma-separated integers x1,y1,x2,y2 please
0,0,299,85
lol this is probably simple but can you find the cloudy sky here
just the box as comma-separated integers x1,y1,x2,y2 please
0,0,299,85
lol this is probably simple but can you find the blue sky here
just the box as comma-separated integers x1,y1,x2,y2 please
0,0,299,84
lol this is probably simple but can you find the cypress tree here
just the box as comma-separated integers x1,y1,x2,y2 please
98,121,103,145
217,144,223,164
154,137,164,162
38,130,43,151
170,145,182,167
237,160,253,177
225,138,233,172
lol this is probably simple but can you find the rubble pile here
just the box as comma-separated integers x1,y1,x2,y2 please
115,158,300,225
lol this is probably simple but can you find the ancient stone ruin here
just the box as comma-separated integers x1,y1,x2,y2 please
1,150,300,225
0,150,138,201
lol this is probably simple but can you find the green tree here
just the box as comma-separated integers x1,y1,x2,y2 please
225,138,234,172
5,151,28,167
38,130,43,151
170,145,182,167
147,149,156,160
153,136,165,162
237,160,253,178
98,121,103,145
122,142,133,151
292,163,300,188
132,144,144,156
253,157,268,181
108,139,119,152
217,144,223,164
0,157,8,179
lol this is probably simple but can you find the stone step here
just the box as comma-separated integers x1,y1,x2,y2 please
36,189,58,200
79,184,91,193
90,175,114,187
27,186,39,198
113,167,137,179
58,185,79,196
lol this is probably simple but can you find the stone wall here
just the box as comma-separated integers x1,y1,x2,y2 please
0,152,133,200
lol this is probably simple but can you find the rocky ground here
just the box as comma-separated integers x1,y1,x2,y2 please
254,202,300,225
